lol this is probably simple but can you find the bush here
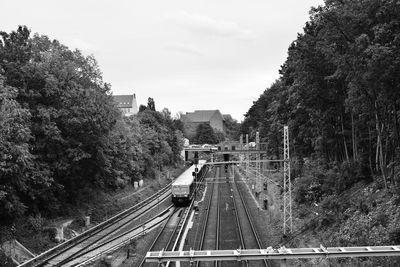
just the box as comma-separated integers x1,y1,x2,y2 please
28,214,45,232
389,227,400,244
373,210,389,227
0,250,15,267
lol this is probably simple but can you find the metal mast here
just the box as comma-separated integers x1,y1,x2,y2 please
246,134,249,182
239,134,243,165
283,126,292,235
256,131,260,194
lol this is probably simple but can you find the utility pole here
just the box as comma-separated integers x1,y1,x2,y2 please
246,134,249,183
283,126,292,235
256,131,260,195
239,134,243,166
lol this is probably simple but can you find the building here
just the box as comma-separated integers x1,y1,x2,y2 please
181,110,226,139
113,94,138,116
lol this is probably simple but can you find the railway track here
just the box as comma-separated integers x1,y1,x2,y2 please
217,167,241,267
193,166,220,267
20,184,173,267
138,207,181,267
231,168,270,267
137,164,210,267
191,165,270,267
65,206,174,266
138,205,196,267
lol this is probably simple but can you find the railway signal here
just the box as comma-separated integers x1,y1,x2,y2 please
223,153,230,172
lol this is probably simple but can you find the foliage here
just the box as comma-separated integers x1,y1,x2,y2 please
214,130,225,143
0,76,35,222
0,26,184,224
0,250,14,267
0,27,123,217
147,97,155,111
223,116,241,140
242,0,400,185
242,1,400,263
193,123,219,144
138,104,147,112
136,108,184,168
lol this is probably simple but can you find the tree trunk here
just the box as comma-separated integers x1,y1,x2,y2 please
376,134,380,171
351,111,357,160
375,101,387,189
393,104,400,149
341,113,350,162
368,125,373,174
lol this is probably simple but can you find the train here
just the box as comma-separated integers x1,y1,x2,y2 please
171,160,207,205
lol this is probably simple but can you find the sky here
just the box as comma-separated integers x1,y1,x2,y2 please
2,0,324,121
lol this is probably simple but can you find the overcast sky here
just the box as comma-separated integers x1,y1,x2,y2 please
2,0,324,121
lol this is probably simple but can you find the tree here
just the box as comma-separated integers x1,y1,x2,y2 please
243,0,400,186
224,116,241,140
138,104,147,112
147,97,155,111
0,26,186,223
194,123,218,144
0,75,35,222
0,27,120,216
135,108,184,173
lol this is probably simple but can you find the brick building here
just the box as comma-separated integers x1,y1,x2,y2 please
181,110,226,139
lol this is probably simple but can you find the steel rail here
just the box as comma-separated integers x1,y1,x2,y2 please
20,183,173,267
195,167,218,267
164,165,210,267
52,201,172,266
139,164,209,267
129,207,180,267
230,180,249,267
56,206,173,266
234,169,270,267
74,211,172,267
215,175,221,267
163,201,194,267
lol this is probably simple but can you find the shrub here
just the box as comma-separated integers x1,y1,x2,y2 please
389,227,400,244
0,250,15,267
28,214,45,232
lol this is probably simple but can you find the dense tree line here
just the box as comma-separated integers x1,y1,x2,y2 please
243,0,400,187
0,26,183,224
242,0,400,259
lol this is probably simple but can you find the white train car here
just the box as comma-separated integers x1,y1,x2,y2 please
172,160,207,205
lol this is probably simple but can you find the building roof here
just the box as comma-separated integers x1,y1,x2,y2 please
113,94,135,108
183,110,223,122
